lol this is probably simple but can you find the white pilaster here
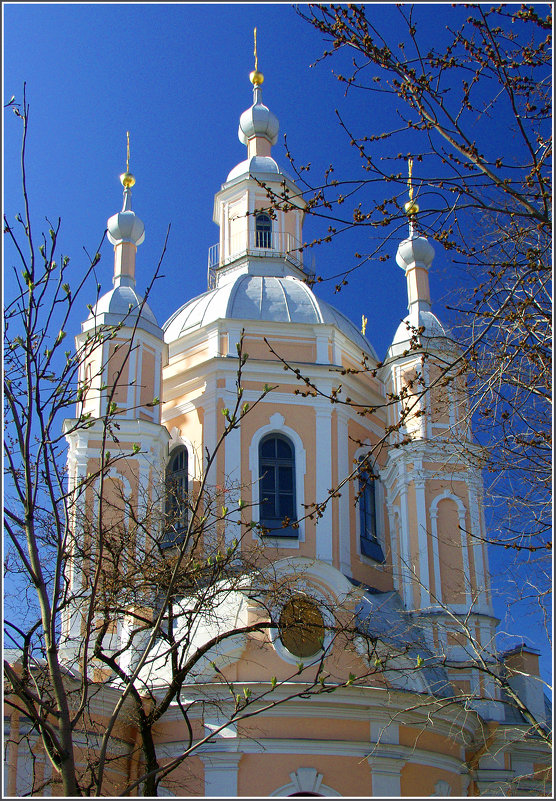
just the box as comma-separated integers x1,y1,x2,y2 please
224,378,242,548
337,409,351,574
468,478,488,612
369,755,403,796
315,404,333,563
201,752,242,797
414,470,431,609
127,339,139,415
397,479,413,610
429,505,443,606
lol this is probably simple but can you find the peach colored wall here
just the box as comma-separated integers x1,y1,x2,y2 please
399,726,462,759
113,241,137,281
242,334,316,364
437,498,466,604
401,762,462,796
238,753,370,797
239,400,317,559
239,715,369,742
139,346,156,411
165,343,210,376
283,207,298,239
406,265,431,308
153,756,204,797
228,197,248,251
107,340,131,409
164,410,204,467
80,340,105,416
504,649,540,678
428,363,451,426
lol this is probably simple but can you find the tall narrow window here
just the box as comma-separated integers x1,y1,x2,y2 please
358,463,384,562
163,446,188,547
259,434,296,536
255,213,272,248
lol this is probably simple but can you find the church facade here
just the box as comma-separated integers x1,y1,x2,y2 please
4,64,550,798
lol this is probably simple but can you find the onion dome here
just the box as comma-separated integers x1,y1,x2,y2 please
388,180,452,356
237,35,279,156
82,163,161,340
107,185,145,248
238,84,279,148
395,234,435,308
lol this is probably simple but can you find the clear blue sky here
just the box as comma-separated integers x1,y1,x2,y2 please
3,2,418,358
4,3,550,685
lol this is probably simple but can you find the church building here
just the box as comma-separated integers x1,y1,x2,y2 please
4,54,550,799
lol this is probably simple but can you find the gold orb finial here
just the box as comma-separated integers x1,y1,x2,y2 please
120,131,136,188
120,172,136,188
250,27,264,85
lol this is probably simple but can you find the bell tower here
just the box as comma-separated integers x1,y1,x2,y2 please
61,143,170,665
381,164,499,708
209,30,307,290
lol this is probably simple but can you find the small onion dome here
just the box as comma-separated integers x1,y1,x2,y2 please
238,86,279,147
107,185,145,247
395,234,435,273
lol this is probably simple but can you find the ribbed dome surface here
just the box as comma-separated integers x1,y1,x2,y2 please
83,281,161,339
388,308,451,359
226,155,294,184
238,101,279,146
107,209,145,247
163,274,376,358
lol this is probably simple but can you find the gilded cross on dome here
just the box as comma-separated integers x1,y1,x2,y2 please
250,27,264,86
404,157,419,217
120,131,136,188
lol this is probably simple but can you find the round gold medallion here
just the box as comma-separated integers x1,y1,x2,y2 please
279,597,325,658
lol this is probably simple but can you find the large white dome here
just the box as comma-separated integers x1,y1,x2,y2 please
163,273,377,358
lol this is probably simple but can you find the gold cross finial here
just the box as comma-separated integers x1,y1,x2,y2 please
361,315,368,336
120,130,136,188
404,157,419,216
250,27,264,86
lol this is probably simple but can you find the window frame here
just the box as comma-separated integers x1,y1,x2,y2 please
356,458,385,563
255,212,272,249
258,433,297,538
248,414,306,546
163,445,189,548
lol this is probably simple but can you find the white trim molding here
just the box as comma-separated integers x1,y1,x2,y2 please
270,767,342,797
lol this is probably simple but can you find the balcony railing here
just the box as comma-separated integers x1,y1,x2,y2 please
207,231,307,289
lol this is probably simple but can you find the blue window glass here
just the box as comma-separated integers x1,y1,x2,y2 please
163,446,188,548
259,434,296,536
255,213,272,248
358,463,384,562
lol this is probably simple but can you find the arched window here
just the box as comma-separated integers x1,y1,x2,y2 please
358,461,384,562
255,213,272,248
163,446,188,547
259,434,296,536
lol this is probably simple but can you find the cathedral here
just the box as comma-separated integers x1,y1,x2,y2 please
4,57,550,798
